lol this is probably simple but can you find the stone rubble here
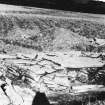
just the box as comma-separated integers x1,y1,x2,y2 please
0,51,105,105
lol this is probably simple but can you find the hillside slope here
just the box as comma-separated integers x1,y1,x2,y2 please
0,4,105,53
0,4,105,105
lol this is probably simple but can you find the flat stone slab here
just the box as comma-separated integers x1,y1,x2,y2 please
44,56,103,68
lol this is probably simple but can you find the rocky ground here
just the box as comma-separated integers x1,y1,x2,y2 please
0,51,105,105
0,4,105,105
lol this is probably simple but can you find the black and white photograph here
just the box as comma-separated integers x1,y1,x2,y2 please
0,0,105,105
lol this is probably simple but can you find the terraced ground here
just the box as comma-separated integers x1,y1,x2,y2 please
1,3,105,105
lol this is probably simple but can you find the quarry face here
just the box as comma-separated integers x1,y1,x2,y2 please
0,4,105,105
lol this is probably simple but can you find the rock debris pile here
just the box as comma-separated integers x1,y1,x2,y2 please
0,51,105,105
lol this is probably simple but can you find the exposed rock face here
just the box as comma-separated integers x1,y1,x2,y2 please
0,52,105,105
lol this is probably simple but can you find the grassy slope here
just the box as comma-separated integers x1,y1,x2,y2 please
0,4,105,54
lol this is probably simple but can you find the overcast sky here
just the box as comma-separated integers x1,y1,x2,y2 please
96,0,105,1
